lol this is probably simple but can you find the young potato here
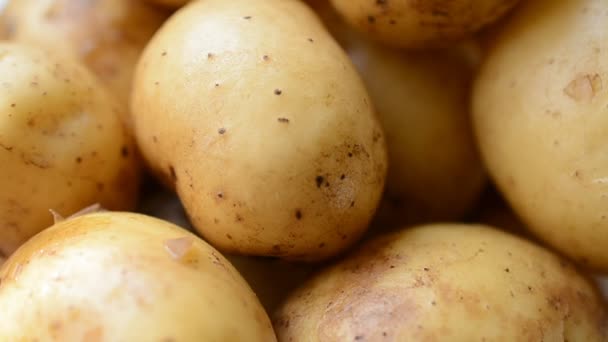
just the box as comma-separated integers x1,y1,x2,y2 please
473,0,608,270
275,224,607,341
0,212,276,341
0,0,169,108
350,40,485,227
132,0,388,261
329,0,520,49
0,43,139,257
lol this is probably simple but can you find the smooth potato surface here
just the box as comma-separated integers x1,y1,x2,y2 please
0,0,169,107
0,212,276,341
132,0,387,261
329,0,520,48
473,0,608,270
275,224,607,341
0,43,139,256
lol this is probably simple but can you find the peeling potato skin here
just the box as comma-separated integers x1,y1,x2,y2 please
275,224,608,341
0,212,276,341
329,0,520,49
0,43,140,256
132,0,388,261
473,0,608,271
0,0,169,109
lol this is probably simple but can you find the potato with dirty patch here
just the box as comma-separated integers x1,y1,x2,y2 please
473,0,608,271
0,212,276,341
132,0,388,261
348,38,485,227
0,0,169,109
0,43,139,257
275,224,607,341
329,0,520,49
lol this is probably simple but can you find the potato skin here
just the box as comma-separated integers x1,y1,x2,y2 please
275,224,607,341
473,0,608,270
0,0,169,107
0,212,276,341
0,43,139,256
132,0,387,261
329,0,520,49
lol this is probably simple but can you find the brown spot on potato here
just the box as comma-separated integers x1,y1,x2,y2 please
315,176,324,188
243,16,252,20
121,146,129,157
308,38,314,42
263,55,270,61
564,74,602,102
207,53,214,59
277,117,290,123
295,209,303,220
367,16,376,23
218,128,226,134
76,157,82,163
169,166,177,183
274,89,282,95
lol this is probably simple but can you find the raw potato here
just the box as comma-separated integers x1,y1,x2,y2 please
329,0,520,49
0,0,169,107
275,224,607,341
349,39,485,226
0,43,139,256
132,0,388,261
0,212,276,341
473,0,608,270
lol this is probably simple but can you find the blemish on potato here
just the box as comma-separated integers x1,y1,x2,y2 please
274,89,283,95
295,209,303,220
367,16,376,23
564,74,602,102
164,236,193,260
75,157,82,163
315,176,324,188
277,117,290,123
243,16,252,20
218,127,226,134
169,166,177,182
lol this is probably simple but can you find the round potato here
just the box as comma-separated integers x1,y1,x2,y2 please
275,224,607,341
329,0,520,49
349,40,485,227
132,0,387,261
0,212,276,341
0,0,169,108
0,43,139,256
473,0,608,270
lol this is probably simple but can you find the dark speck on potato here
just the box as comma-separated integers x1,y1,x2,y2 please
274,89,282,95
315,176,324,188
218,128,226,134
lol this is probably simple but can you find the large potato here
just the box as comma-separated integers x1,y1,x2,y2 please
275,224,607,341
132,0,388,261
473,0,608,270
329,0,520,49
0,43,139,256
0,212,276,341
0,0,169,107
349,40,485,227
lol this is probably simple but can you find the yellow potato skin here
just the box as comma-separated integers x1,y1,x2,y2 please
275,224,607,341
350,41,485,226
0,212,276,341
0,0,169,106
132,0,387,261
0,43,139,256
473,0,608,270
329,0,520,49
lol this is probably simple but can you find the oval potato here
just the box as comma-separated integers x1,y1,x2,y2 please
473,0,608,270
0,43,139,256
0,0,169,107
329,0,520,48
0,212,276,341
275,224,607,341
132,0,388,261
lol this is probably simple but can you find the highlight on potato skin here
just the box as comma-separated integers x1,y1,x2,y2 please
472,0,608,271
275,224,608,341
131,0,388,262
0,212,277,341
0,0,170,108
329,0,521,49
0,43,140,257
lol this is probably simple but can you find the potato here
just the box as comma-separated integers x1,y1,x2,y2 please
473,0,608,270
275,224,607,341
0,0,169,108
132,0,388,261
329,0,520,49
0,212,276,341
0,43,139,256
348,40,485,227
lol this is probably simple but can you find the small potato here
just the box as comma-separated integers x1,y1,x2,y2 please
349,40,485,227
473,0,608,270
329,0,520,49
275,224,607,341
0,212,276,341
0,0,169,107
0,43,139,256
132,0,387,261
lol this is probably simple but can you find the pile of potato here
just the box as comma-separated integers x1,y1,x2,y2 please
0,0,606,340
